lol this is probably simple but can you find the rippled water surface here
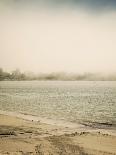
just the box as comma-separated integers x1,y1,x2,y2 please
0,81,116,125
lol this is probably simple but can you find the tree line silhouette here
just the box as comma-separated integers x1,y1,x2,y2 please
0,68,116,81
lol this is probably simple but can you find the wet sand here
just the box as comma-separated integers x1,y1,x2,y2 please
0,114,116,155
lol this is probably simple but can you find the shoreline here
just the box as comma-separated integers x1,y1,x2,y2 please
0,110,82,128
0,110,116,136
0,112,116,154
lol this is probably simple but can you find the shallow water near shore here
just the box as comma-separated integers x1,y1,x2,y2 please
0,81,116,129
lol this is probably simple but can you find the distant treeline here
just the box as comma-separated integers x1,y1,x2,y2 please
0,68,116,81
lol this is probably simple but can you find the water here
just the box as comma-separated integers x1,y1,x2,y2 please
0,81,116,127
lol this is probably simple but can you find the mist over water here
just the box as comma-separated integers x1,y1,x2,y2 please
1,68,116,81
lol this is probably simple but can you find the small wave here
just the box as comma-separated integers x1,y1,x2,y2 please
81,121,116,130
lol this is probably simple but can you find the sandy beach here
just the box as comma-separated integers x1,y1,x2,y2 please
0,114,116,155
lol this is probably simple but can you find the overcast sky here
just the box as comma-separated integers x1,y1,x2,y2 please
0,0,116,73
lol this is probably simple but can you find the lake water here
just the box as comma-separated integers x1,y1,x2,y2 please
0,81,116,128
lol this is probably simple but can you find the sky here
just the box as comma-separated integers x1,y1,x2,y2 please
0,0,116,73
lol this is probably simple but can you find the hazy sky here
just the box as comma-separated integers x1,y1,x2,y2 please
0,0,116,73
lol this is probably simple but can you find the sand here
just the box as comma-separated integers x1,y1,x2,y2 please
0,114,116,155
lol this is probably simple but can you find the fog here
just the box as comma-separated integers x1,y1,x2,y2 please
0,0,116,74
